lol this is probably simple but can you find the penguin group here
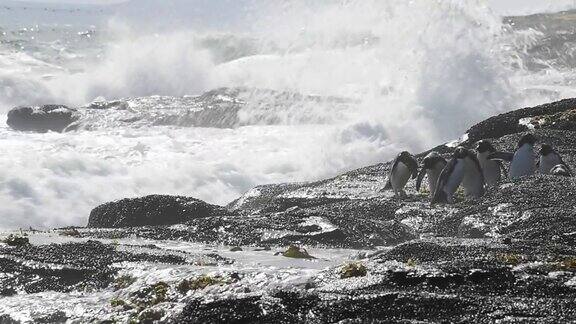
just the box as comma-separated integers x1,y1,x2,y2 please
384,133,572,204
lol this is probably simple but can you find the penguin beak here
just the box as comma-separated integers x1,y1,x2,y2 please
416,168,427,192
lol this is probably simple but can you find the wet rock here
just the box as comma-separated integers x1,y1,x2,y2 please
0,314,20,324
87,195,233,228
0,241,186,294
32,311,67,324
177,275,229,294
464,97,576,144
6,105,79,133
7,96,576,322
2,235,29,247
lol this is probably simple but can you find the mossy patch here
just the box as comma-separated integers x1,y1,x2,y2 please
340,262,368,279
530,109,576,130
497,253,523,266
110,298,126,307
128,281,171,312
282,245,315,259
418,186,431,196
114,275,137,290
557,258,576,270
2,235,30,247
177,275,229,294
406,258,418,267
110,298,132,310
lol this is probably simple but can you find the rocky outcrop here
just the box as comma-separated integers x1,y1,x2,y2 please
0,240,186,294
86,197,416,248
7,96,576,322
463,98,576,144
87,195,233,228
83,99,576,248
175,237,576,323
6,105,79,133
43,87,355,131
86,106,575,248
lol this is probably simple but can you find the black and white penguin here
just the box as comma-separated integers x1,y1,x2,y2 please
384,151,418,196
551,164,572,177
461,148,486,198
432,147,468,204
538,144,572,176
489,133,537,179
476,140,502,187
416,152,447,197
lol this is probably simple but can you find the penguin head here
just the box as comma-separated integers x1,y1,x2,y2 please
398,151,414,161
518,133,537,148
453,147,468,159
422,152,441,169
476,140,495,154
539,144,554,156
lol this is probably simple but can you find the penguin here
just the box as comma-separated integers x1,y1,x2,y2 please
551,164,572,177
489,133,537,179
384,151,418,196
538,144,572,176
460,148,486,198
476,140,502,187
432,147,468,204
416,152,447,198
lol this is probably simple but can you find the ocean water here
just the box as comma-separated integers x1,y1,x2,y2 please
1,0,576,228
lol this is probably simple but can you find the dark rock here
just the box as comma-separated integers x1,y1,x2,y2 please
8,96,576,322
464,98,576,144
0,240,187,294
2,235,29,247
6,105,79,133
87,195,233,228
0,314,20,324
0,287,16,296
32,311,67,324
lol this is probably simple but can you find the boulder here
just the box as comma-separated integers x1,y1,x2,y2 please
87,195,232,228
7,105,79,133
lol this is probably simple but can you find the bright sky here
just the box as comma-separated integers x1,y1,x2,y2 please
7,0,576,15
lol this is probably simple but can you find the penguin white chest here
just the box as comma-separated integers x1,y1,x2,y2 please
444,160,465,196
478,152,501,186
510,144,535,178
540,154,561,174
427,164,444,194
461,158,484,198
391,162,411,192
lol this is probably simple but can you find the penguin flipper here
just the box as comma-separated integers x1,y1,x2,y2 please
383,155,401,191
431,159,456,205
488,151,514,162
408,158,419,179
431,189,448,205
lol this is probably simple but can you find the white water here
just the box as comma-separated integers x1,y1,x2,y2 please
1,0,575,228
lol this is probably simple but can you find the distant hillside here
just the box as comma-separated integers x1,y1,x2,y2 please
505,9,576,31
0,0,112,27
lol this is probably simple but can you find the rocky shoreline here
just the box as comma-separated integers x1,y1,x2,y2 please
3,97,576,323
